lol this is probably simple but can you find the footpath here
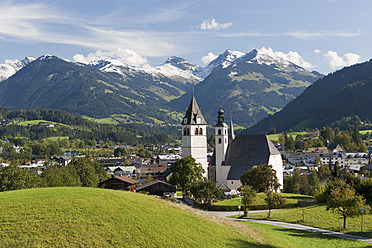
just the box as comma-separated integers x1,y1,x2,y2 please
208,211,372,244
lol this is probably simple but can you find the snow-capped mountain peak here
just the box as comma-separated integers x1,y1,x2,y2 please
0,56,36,81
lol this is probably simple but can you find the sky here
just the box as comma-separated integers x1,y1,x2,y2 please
0,0,371,74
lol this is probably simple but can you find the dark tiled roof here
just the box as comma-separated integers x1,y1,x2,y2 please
114,176,138,184
181,94,207,125
362,164,372,170
225,134,280,180
135,180,176,191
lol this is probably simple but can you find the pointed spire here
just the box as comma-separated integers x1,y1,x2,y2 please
229,117,235,141
181,92,207,125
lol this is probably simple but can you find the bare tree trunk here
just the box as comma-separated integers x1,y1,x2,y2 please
343,216,347,229
268,208,272,218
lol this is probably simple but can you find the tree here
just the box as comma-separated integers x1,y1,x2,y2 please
326,181,370,229
308,170,320,196
189,179,224,208
41,165,81,187
143,174,153,184
240,164,280,192
239,185,257,216
169,156,204,193
70,157,102,187
265,191,286,218
0,165,44,192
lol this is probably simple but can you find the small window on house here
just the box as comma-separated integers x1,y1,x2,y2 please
218,138,222,144
218,129,222,135
199,128,203,135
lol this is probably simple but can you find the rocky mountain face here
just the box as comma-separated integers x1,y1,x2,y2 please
0,57,35,81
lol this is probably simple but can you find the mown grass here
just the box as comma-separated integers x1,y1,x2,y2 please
245,221,368,248
43,136,69,141
0,187,266,247
16,120,64,127
215,193,314,206
246,204,372,238
267,132,308,141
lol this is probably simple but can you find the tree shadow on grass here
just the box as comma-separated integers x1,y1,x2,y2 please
273,227,372,244
229,238,278,248
347,231,372,239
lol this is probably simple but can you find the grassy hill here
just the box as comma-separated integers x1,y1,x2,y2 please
0,187,265,247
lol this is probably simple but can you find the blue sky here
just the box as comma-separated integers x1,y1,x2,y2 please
0,0,371,74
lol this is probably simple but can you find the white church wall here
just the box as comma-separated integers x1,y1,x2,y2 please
268,154,284,190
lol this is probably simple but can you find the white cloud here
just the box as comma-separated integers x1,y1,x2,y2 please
200,18,232,30
0,2,175,57
201,52,217,64
323,51,361,70
258,47,314,69
314,49,322,54
287,30,362,39
73,48,150,67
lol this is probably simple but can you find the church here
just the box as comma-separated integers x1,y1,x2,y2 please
181,94,283,191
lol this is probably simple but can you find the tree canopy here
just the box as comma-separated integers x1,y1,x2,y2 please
240,164,280,192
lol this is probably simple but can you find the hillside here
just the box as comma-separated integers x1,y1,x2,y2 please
0,56,189,125
170,49,322,127
0,50,321,128
246,59,372,133
0,187,263,247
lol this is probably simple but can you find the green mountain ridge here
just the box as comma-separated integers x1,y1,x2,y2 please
246,59,372,133
170,54,322,127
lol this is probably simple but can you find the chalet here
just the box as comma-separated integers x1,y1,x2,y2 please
52,155,72,166
99,176,138,191
135,180,176,197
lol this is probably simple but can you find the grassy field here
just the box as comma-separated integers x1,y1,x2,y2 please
245,221,368,248
43,136,69,141
1,188,369,247
16,120,63,126
214,193,314,206
0,187,266,247
267,132,308,141
246,204,372,238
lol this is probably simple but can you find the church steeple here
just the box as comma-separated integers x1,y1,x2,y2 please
229,117,235,141
182,93,207,125
181,93,208,178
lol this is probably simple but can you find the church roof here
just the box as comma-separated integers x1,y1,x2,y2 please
182,93,207,125
224,134,280,180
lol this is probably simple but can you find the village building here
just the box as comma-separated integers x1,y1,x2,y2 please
99,176,138,191
181,94,283,192
135,180,176,197
181,93,208,177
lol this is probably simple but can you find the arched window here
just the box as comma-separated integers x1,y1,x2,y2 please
199,128,203,135
186,128,190,135
195,128,198,135
225,138,227,143
218,138,222,144
218,129,222,135
183,128,187,136
225,129,227,135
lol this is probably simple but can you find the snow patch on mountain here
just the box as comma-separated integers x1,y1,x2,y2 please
0,56,36,81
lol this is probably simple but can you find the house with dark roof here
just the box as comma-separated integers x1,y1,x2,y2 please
99,176,138,192
135,180,176,197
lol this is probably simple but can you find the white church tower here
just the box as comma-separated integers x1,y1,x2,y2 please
215,108,229,186
181,93,208,177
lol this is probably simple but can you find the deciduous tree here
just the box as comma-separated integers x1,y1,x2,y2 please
169,156,204,193
240,164,280,192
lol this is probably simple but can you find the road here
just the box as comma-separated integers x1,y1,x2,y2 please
208,211,372,244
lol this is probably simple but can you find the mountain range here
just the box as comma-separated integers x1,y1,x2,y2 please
246,59,372,133
0,49,322,127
